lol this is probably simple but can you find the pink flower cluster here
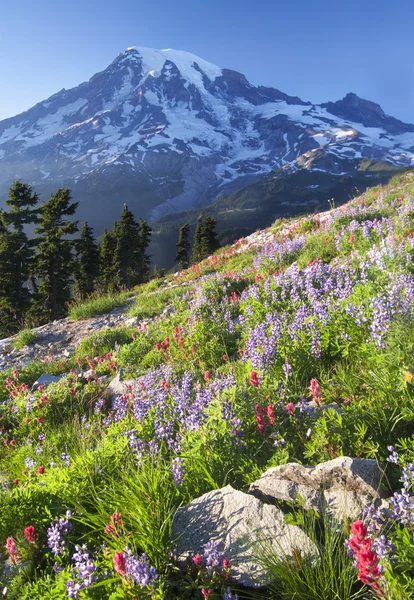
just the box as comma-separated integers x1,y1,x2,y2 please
348,521,384,596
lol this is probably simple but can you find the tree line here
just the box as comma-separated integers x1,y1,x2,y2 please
175,214,220,269
0,181,220,337
0,181,152,336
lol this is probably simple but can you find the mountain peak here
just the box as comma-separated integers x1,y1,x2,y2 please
0,47,413,233
117,46,223,84
341,92,385,116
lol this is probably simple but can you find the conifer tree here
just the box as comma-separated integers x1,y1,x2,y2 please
99,225,118,290
74,222,100,299
30,188,78,323
201,216,220,259
191,214,204,264
0,181,39,331
175,223,191,270
137,219,152,284
0,214,22,336
114,205,141,289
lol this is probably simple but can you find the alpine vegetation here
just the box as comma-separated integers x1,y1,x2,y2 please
0,173,413,599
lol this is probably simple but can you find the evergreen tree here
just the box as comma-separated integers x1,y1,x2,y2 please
30,188,78,323
201,216,220,259
99,225,118,291
153,264,166,279
175,223,191,270
137,219,152,284
191,214,204,264
113,205,141,289
0,181,39,332
74,222,100,299
0,214,21,336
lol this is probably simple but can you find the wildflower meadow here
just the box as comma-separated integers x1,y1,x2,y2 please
0,173,413,598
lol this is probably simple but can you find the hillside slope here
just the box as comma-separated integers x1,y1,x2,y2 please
0,173,413,598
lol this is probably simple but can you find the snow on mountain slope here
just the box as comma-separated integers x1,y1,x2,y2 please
0,47,413,226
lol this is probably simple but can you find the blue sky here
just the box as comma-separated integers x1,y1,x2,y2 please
1,0,413,122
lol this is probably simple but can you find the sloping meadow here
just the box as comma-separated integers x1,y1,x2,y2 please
0,173,413,598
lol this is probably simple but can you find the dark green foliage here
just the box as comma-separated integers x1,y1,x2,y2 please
0,181,39,334
30,188,78,323
114,205,141,289
137,218,152,284
191,214,220,264
74,222,100,299
175,223,191,270
99,225,118,290
191,214,204,264
201,215,220,259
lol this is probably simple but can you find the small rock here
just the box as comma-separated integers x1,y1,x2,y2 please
31,373,63,391
103,371,135,401
162,305,175,317
172,484,317,587
124,317,138,327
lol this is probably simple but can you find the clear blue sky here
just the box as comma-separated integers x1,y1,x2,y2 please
1,0,413,122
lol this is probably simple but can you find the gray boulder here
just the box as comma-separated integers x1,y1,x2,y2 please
249,456,387,521
172,484,317,587
31,373,63,391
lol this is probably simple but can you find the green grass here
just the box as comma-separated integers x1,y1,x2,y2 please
257,509,367,600
75,326,136,358
129,285,189,319
68,290,132,320
12,328,37,349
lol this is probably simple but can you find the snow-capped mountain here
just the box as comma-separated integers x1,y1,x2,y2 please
0,47,413,228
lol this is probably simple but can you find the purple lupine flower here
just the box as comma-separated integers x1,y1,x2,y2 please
203,539,224,570
223,587,239,600
124,548,158,587
387,445,399,464
172,457,186,486
66,544,98,598
47,511,72,556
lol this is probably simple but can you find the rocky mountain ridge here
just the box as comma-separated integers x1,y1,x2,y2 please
1,47,413,231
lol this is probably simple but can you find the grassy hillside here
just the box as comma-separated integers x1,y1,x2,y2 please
149,159,407,269
0,173,413,598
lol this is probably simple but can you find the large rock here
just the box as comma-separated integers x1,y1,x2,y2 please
249,456,387,521
172,484,316,587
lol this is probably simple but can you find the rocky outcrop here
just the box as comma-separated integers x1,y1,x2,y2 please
248,456,387,521
172,484,317,587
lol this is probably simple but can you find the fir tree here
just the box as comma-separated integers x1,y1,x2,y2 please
137,219,152,284
74,222,100,299
30,188,78,323
175,223,191,270
99,225,118,291
113,205,141,289
0,214,22,336
0,181,39,331
201,216,220,259
191,214,204,264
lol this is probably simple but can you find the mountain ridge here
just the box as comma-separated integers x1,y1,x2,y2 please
0,46,413,232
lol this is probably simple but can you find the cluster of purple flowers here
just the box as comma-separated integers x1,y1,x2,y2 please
47,511,72,556
361,447,414,567
111,367,242,467
203,539,224,571
223,587,239,599
124,548,158,587
172,457,186,485
66,545,98,599
254,235,307,269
